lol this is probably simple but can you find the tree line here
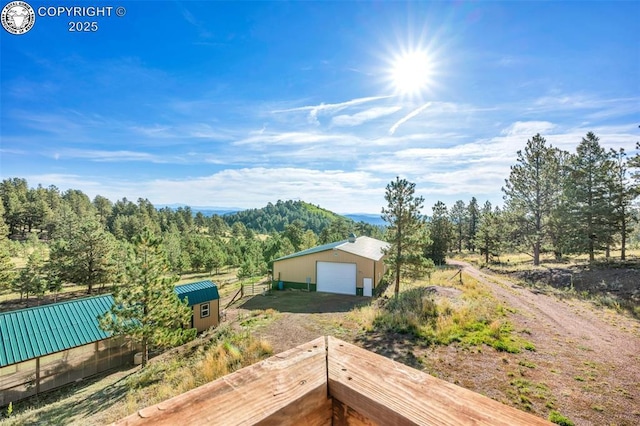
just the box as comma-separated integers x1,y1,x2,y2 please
477,132,638,265
381,131,638,296
0,182,382,304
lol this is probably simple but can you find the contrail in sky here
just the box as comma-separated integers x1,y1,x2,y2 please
389,102,432,135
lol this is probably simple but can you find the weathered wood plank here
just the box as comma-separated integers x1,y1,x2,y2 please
333,398,378,426
116,336,329,426
327,336,552,426
256,385,331,426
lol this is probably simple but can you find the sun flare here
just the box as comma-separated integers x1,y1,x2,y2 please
389,50,434,96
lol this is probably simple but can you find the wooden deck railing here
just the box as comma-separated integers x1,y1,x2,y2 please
116,336,552,425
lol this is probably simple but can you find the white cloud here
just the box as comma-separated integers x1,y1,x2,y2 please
132,123,230,140
56,149,171,163
501,121,556,137
272,95,392,125
331,106,402,127
24,169,388,214
235,131,344,146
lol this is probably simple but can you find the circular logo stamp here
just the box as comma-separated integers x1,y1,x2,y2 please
1,1,35,35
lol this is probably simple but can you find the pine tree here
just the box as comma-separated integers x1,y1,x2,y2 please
99,229,196,367
319,218,353,244
381,177,433,297
475,202,503,264
502,134,563,265
12,249,46,305
0,202,15,291
449,200,467,253
283,220,306,251
546,149,572,260
607,148,634,260
466,197,480,251
427,201,452,265
50,219,116,294
565,132,614,262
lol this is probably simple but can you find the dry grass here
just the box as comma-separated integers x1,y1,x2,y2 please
1,324,274,425
112,325,273,421
452,248,640,270
350,268,534,353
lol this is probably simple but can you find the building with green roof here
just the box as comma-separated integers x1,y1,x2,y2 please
272,235,389,296
175,280,220,332
0,280,219,406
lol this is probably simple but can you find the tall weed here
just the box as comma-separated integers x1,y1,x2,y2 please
122,324,273,418
367,269,530,352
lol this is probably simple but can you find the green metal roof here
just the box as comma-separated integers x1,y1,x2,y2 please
0,295,113,367
0,281,220,367
175,281,219,306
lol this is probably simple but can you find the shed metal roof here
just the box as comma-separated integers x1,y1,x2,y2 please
274,236,389,262
175,281,219,306
336,236,389,261
0,295,113,367
0,281,219,367
274,240,346,262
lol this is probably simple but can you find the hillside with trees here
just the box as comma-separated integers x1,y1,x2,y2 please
223,200,342,234
0,183,385,307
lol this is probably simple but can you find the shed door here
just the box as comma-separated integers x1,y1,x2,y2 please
317,262,356,295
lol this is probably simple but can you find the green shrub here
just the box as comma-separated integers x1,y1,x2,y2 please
548,410,574,426
374,287,438,336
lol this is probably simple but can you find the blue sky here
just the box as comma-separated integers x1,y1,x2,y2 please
1,1,638,214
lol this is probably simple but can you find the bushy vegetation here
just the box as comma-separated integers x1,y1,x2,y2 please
548,410,575,426
115,325,273,420
352,268,534,353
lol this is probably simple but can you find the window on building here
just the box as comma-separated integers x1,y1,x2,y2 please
201,303,210,318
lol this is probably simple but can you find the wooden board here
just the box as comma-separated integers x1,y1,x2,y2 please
327,336,552,426
116,336,330,426
333,398,378,426
115,336,554,425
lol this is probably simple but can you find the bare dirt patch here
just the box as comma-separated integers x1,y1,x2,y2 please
227,290,369,353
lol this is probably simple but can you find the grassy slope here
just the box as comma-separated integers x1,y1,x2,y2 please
0,325,275,425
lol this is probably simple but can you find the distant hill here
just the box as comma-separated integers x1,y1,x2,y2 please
345,213,386,226
223,200,348,234
156,201,386,232
155,204,241,216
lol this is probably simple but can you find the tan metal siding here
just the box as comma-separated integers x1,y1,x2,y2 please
273,250,385,289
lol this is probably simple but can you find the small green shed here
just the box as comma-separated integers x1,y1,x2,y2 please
0,280,220,406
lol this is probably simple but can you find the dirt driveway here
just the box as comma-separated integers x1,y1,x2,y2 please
227,291,371,353
447,260,640,426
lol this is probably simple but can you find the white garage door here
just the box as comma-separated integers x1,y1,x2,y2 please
317,262,356,295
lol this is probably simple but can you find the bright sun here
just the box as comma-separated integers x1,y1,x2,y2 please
389,50,434,96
